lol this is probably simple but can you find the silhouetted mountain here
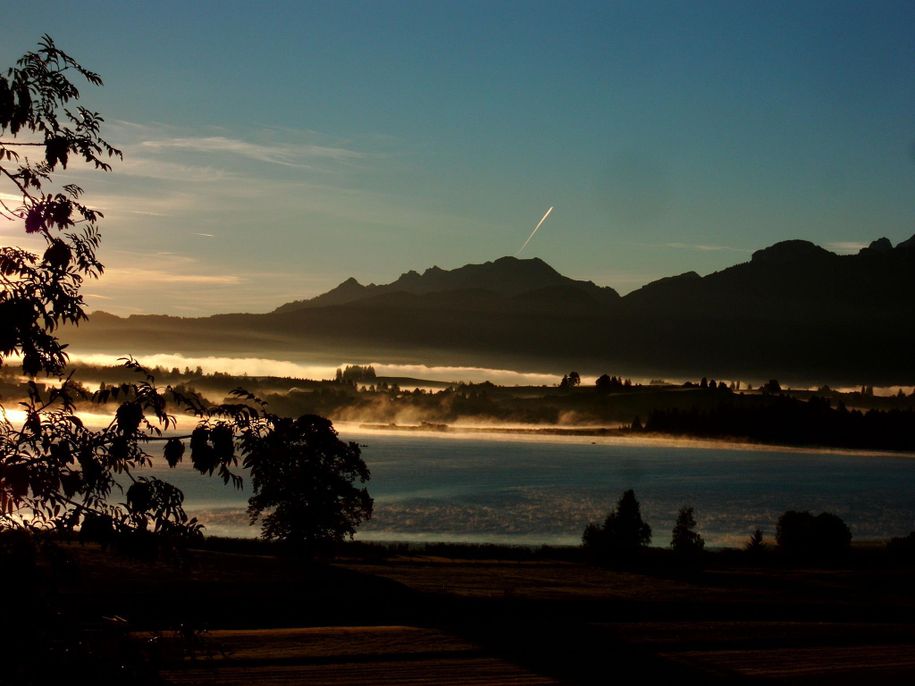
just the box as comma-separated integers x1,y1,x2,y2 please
67,238,915,384
273,256,620,313
860,237,893,254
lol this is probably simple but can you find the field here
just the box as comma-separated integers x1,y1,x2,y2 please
34,542,915,684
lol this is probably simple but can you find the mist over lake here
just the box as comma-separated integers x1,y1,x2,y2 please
140,428,915,548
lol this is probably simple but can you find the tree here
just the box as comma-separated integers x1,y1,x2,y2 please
0,36,377,554
0,39,224,542
762,379,782,395
583,489,651,562
1,35,121,377
776,510,851,559
0,37,207,540
596,373,620,393
746,527,765,554
670,505,704,556
243,414,373,553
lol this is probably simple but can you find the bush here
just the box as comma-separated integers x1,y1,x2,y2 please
776,510,851,559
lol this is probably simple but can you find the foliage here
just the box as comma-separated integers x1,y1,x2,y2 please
595,374,630,393
670,505,704,556
0,360,201,539
776,510,851,559
745,527,765,553
244,414,373,553
583,488,651,562
559,371,580,390
0,38,232,542
335,365,377,384
761,379,782,395
1,34,121,377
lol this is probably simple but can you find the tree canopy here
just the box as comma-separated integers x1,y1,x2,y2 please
244,414,373,552
1,34,120,377
776,510,851,559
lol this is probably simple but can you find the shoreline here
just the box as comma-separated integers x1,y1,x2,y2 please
355,422,915,459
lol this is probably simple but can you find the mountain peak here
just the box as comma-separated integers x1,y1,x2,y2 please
274,255,619,313
751,240,833,264
859,237,893,254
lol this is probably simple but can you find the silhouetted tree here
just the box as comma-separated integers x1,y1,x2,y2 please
244,414,373,555
776,510,851,559
671,506,704,556
1,35,120,377
0,37,205,539
583,489,651,562
746,528,765,554
762,379,782,395
887,532,915,563
0,38,376,549
596,373,625,393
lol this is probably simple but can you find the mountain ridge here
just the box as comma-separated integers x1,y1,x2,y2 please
76,235,915,384
271,255,620,314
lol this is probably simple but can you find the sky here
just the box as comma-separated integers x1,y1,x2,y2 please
2,1,914,316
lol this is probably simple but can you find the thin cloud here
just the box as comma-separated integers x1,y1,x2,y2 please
100,267,241,286
114,156,234,183
662,242,749,253
139,135,363,168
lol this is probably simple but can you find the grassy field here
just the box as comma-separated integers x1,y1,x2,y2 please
24,541,915,684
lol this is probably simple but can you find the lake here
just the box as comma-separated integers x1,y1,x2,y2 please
139,425,915,548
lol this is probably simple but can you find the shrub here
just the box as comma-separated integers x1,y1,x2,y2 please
776,510,851,559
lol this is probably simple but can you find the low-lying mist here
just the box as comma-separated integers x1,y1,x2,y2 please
68,352,564,386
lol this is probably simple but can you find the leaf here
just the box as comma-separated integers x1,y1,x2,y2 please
163,438,185,468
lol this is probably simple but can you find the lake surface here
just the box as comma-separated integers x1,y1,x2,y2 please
137,426,915,548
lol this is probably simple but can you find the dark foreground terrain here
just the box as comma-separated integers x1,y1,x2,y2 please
16,541,915,684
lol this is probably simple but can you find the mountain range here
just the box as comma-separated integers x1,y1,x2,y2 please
68,235,915,384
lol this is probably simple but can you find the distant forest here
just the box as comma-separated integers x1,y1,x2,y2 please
3,363,913,453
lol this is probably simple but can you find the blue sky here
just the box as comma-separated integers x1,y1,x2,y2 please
2,1,913,315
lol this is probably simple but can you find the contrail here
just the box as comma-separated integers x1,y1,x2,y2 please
516,206,554,255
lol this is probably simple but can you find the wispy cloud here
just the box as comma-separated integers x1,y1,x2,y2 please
99,267,241,286
138,134,364,168
81,248,336,316
115,156,234,183
662,242,749,253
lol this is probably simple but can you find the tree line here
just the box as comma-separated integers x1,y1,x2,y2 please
642,394,915,451
583,489,857,564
